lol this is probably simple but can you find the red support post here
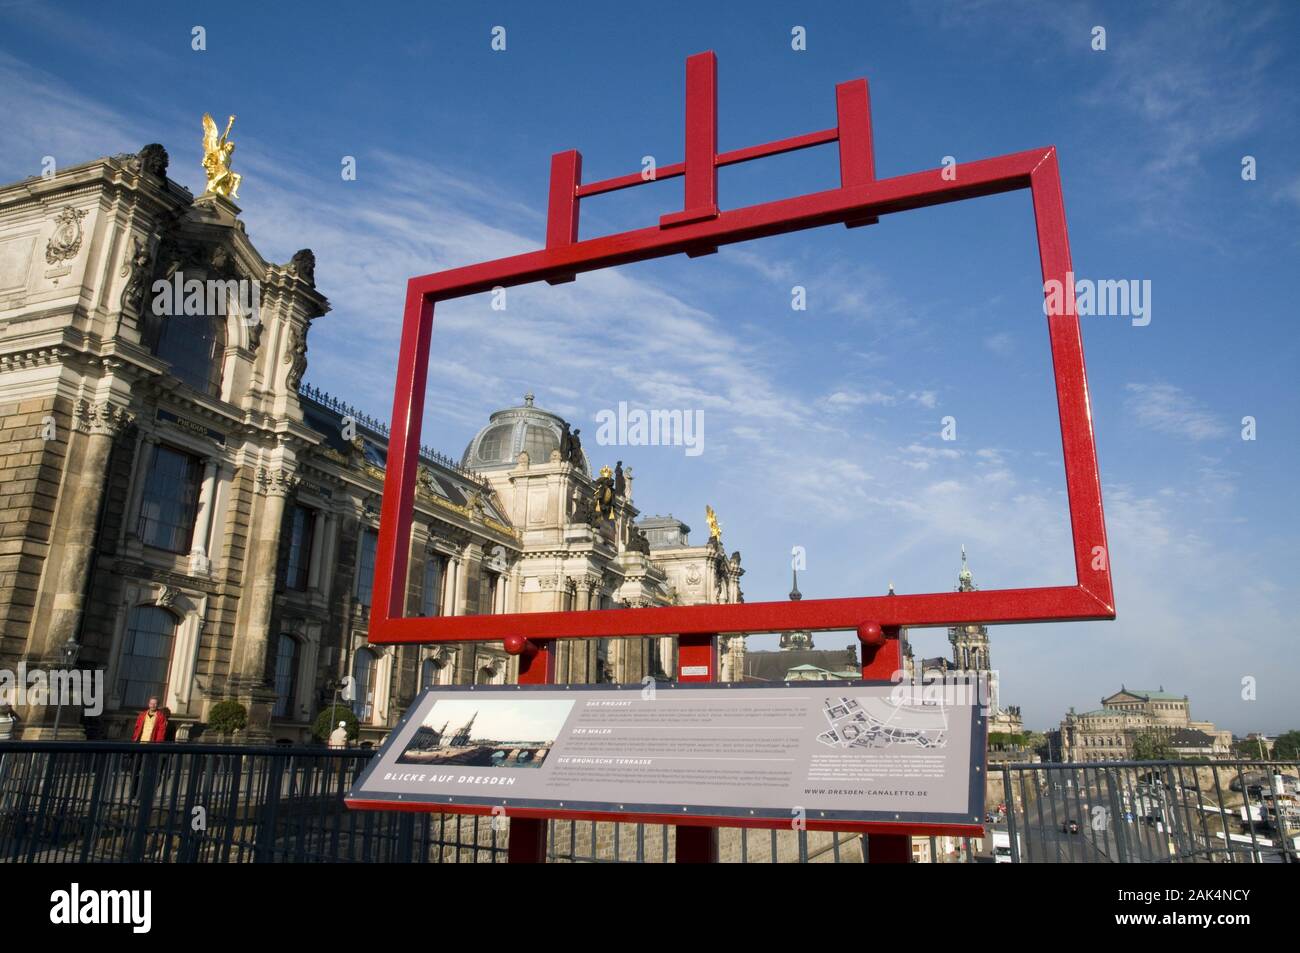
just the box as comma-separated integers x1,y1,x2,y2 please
545,149,582,284
675,632,719,862
836,78,878,227
858,622,909,862
661,51,719,229
504,635,555,862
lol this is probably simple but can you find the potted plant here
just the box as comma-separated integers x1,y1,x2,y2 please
207,700,247,743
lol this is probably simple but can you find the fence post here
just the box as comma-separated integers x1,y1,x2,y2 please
505,635,554,863
130,752,159,862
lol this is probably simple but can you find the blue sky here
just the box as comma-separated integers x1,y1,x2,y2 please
2,1,1296,735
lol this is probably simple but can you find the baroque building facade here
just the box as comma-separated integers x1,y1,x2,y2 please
0,143,741,744
1057,687,1230,762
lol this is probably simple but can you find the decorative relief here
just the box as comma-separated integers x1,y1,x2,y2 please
74,399,135,438
255,467,300,497
45,207,88,265
156,585,179,610
283,322,308,389
118,235,153,315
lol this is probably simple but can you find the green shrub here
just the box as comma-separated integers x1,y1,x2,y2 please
208,700,247,736
313,705,359,743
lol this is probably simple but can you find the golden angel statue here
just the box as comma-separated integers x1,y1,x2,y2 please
201,113,241,199
705,505,722,541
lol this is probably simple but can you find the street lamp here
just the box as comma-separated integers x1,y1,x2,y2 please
51,636,81,741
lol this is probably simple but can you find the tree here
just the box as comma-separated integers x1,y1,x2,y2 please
313,704,359,743
1132,731,1174,761
1273,730,1300,761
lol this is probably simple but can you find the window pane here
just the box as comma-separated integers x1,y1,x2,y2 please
117,606,176,710
285,505,314,591
273,634,300,718
356,530,378,607
138,447,203,553
155,309,226,396
422,556,442,617
353,649,375,721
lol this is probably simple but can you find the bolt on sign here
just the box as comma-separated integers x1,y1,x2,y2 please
352,52,1114,862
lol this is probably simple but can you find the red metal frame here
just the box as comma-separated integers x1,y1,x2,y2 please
355,51,1114,861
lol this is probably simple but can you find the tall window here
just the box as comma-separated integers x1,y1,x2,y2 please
117,606,177,709
421,555,443,617
421,657,440,689
138,446,203,553
154,304,226,396
352,648,376,721
272,634,300,718
284,505,314,591
355,530,378,607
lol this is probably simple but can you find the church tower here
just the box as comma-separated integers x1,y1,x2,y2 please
778,566,814,651
948,547,997,708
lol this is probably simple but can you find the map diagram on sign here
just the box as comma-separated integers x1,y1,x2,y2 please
816,695,949,750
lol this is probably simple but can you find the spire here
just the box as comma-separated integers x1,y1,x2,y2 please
523,391,535,406
958,545,975,592
789,565,802,601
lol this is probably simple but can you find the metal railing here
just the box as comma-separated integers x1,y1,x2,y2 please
997,759,1298,864
2,744,1294,863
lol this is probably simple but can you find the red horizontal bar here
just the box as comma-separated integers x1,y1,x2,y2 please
343,797,982,838
411,148,1046,302
576,128,839,199
369,583,1111,644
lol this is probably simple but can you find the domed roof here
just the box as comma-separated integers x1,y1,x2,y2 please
461,392,589,473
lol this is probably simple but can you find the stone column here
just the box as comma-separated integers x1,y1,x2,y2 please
237,465,297,740
39,400,134,661
188,457,220,573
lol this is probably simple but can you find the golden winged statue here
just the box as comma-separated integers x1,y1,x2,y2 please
201,113,241,199
705,504,722,541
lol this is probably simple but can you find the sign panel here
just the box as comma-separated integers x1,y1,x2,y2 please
346,681,988,830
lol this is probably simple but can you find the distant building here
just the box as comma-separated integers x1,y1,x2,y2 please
901,549,1023,738
1058,687,1231,762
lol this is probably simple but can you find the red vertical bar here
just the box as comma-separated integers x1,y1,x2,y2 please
676,632,718,862
508,638,554,862
373,286,434,625
860,624,909,861
661,51,719,228
837,78,878,227
546,149,581,285
1030,153,1113,615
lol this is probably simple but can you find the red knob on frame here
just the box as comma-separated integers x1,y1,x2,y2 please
856,622,885,648
504,635,537,659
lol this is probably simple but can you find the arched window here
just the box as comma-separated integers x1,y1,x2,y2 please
272,634,301,718
352,648,376,722
151,281,227,397
117,605,177,709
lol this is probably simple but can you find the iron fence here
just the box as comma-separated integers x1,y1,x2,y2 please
1,743,1294,862
997,759,1299,864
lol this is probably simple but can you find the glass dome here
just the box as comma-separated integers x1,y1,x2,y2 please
461,394,587,473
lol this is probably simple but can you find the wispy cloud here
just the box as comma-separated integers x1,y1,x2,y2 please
1125,382,1229,441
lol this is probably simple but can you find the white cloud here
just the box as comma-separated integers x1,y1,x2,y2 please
1125,382,1229,441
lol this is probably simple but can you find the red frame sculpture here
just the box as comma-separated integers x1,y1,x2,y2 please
356,51,1115,862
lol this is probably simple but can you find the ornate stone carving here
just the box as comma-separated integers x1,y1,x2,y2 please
283,322,308,389
289,249,316,287
255,467,300,497
73,399,135,438
156,585,179,610
45,207,88,265
118,235,153,315
135,143,170,179
627,525,651,555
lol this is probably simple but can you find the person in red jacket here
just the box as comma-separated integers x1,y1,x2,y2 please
131,696,168,743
